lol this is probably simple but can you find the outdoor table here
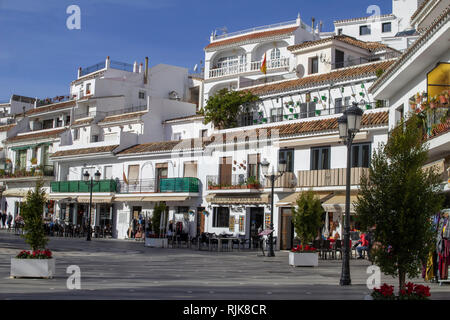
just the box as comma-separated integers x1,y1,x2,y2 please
217,237,241,252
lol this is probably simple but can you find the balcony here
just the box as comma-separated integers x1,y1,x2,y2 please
263,171,296,188
36,95,73,107
0,165,55,181
297,167,369,188
50,179,117,193
206,174,266,190
208,58,289,79
117,177,200,193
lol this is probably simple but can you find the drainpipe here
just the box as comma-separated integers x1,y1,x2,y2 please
144,57,149,85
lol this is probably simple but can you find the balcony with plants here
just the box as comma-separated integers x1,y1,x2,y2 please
206,174,265,191
0,161,55,181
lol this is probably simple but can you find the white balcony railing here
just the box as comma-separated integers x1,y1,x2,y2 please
208,58,290,79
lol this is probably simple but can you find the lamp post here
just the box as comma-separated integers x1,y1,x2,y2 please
83,170,101,241
337,102,363,286
260,158,287,257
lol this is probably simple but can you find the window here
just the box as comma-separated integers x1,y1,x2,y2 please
172,133,181,141
55,118,63,128
270,48,280,60
73,128,79,140
396,104,404,124
337,28,343,35
310,57,318,74
279,149,294,172
86,83,91,94
201,129,208,138
335,98,343,113
344,96,351,108
351,143,371,168
359,25,371,35
311,146,330,170
270,108,283,122
128,165,140,183
17,149,27,169
213,207,230,228
139,91,145,99
91,135,99,142
104,166,113,179
240,111,253,126
43,119,53,129
335,49,345,69
382,22,391,33
177,206,189,214
65,115,70,125
183,161,197,178
247,154,260,179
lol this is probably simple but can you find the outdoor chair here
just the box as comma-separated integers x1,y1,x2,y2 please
332,240,343,259
321,240,332,259
209,234,218,251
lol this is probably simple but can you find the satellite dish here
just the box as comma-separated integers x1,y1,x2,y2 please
193,64,198,72
296,64,305,78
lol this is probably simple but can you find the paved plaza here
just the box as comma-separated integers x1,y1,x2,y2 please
0,230,449,300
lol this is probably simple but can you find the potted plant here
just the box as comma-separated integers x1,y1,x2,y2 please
30,157,38,166
315,110,321,116
10,181,55,279
247,176,258,189
290,190,324,267
145,202,168,248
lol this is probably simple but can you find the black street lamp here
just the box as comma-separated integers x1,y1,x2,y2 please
83,169,101,241
337,102,363,286
260,158,287,257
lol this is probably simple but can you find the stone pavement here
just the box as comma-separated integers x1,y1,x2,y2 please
0,230,449,300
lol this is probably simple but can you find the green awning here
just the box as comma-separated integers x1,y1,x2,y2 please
11,145,34,151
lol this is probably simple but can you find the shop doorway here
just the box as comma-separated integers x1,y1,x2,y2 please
280,208,294,250
77,204,87,227
130,206,142,238
196,207,205,236
249,207,264,248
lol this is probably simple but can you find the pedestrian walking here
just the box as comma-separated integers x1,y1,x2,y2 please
7,213,12,231
1,211,6,229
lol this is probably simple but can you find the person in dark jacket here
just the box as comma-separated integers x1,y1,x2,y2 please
1,212,6,229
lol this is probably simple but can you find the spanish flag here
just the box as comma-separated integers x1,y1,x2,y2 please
260,53,267,74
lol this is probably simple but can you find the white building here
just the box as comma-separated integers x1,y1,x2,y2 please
370,2,449,195
332,0,425,51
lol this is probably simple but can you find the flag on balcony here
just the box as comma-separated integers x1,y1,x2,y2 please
123,164,128,185
260,53,267,74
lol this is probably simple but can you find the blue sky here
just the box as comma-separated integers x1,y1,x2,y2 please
0,0,392,100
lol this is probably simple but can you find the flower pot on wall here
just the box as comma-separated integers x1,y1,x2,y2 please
10,258,55,279
288,252,318,267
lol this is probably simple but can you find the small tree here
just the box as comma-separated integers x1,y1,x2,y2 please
292,190,324,246
200,88,259,129
152,202,166,237
21,180,48,251
355,115,443,293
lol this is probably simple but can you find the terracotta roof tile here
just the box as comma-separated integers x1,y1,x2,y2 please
205,27,298,50
72,118,93,126
411,0,433,21
26,100,75,115
244,60,396,96
287,35,394,52
427,117,450,140
98,111,147,124
0,124,16,132
118,138,208,155
6,128,67,143
51,145,119,158
163,114,204,123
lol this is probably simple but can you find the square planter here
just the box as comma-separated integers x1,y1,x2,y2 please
145,238,168,248
10,258,55,278
289,252,318,267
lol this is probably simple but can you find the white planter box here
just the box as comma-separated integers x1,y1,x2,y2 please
289,252,318,267
10,258,55,278
145,238,168,248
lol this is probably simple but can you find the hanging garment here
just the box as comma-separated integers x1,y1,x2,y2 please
425,252,435,281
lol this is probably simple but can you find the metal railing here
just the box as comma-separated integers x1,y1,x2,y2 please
208,58,289,79
36,95,73,107
80,61,106,77
51,179,117,193
206,174,266,190
332,52,400,70
73,110,106,120
103,105,148,117
110,60,134,72
213,20,298,40
116,177,200,193
241,103,379,126
0,165,55,178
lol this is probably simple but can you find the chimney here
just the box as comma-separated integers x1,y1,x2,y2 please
139,63,143,74
133,61,138,73
319,20,323,32
78,67,82,79
106,56,110,69
311,17,315,34
296,13,301,25
34,97,37,109
144,57,149,84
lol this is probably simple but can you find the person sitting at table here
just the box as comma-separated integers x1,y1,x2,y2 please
333,231,341,240
356,233,369,259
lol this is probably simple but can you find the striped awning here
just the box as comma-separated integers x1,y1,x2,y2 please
321,194,358,213
77,196,113,203
276,192,333,207
206,193,269,204
141,196,189,202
